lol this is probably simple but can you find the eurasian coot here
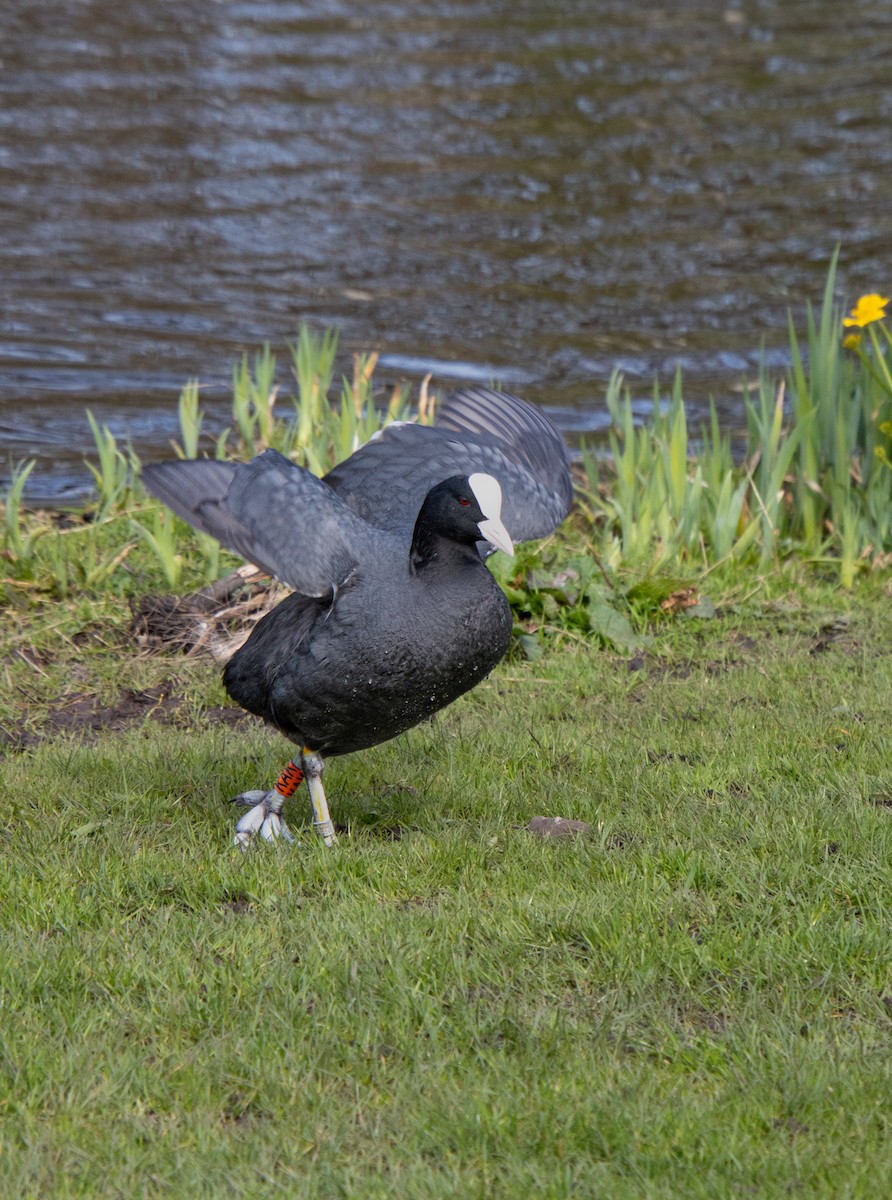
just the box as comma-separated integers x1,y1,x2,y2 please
141,385,572,846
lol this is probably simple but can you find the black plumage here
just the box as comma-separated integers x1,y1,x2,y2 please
141,386,572,846
222,474,513,759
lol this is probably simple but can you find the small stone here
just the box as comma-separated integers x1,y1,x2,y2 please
526,816,591,840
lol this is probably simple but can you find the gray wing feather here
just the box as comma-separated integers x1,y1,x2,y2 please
142,450,369,596
324,386,572,542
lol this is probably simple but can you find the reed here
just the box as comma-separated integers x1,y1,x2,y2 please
2,266,891,606
583,256,892,585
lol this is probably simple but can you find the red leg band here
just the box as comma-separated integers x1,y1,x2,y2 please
274,761,305,798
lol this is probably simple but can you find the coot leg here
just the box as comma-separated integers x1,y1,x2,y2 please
303,750,337,846
231,759,304,848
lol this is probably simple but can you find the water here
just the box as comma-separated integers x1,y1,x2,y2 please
2,1,890,502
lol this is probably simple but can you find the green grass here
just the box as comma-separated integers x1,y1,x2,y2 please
2,572,892,1197
2,264,892,1194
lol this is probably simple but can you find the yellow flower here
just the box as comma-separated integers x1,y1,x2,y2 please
843,293,889,328
843,332,862,351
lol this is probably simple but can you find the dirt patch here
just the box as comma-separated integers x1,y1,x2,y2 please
0,683,249,755
526,815,592,840
810,615,860,655
773,1116,810,1137
627,652,744,678
647,750,702,766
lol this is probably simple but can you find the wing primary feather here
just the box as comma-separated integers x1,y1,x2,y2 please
142,451,368,597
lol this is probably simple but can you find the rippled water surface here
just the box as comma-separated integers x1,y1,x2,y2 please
2,1,891,499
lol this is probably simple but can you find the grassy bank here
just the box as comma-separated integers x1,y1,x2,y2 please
2,570,892,1197
2,265,892,1196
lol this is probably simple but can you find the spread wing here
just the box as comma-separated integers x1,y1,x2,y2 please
324,386,573,542
141,449,373,596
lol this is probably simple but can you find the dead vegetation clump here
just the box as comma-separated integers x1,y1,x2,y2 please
129,565,288,662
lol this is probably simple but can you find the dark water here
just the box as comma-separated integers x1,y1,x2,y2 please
2,1,891,502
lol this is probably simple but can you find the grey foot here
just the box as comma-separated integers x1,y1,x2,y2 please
231,789,295,848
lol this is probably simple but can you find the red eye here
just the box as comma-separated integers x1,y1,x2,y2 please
458,497,471,506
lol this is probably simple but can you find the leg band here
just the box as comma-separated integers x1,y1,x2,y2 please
274,760,305,799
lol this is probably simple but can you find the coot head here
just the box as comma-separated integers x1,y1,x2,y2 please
412,472,514,564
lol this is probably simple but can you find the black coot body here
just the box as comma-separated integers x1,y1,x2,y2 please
140,386,572,845
222,476,513,757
